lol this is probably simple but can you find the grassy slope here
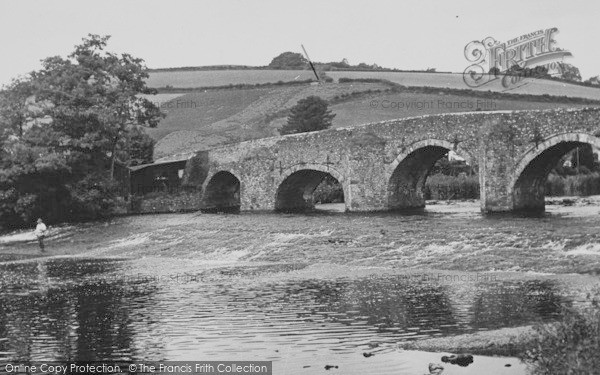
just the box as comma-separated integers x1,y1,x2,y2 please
146,88,270,142
328,91,593,129
148,71,600,159
153,82,391,158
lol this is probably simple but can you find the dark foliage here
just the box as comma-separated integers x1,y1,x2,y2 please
0,34,163,229
268,52,308,70
520,290,600,375
313,175,344,203
279,96,336,135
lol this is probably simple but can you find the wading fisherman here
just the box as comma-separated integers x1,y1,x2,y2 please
34,218,48,252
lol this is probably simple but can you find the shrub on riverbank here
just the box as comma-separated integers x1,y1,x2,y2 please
545,173,600,196
424,172,600,200
313,173,481,203
424,174,479,200
312,172,600,205
520,292,600,374
314,176,344,204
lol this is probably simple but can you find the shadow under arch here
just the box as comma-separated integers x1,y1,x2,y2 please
201,170,241,213
387,139,475,210
275,164,347,212
510,132,600,212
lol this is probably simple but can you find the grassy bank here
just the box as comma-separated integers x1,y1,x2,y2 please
399,300,600,374
519,292,600,374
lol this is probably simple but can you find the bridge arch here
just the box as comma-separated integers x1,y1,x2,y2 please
387,139,475,210
275,164,348,212
201,170,241,213
510,132,600,212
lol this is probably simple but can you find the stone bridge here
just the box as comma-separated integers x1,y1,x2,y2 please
179,108,600,213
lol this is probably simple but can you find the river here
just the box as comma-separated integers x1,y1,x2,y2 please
1,199,600,374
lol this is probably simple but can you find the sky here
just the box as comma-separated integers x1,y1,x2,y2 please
0,0,599,86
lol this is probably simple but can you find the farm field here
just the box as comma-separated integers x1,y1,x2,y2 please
326,71,600,100
328,91,596,129
146,69,316,88
145,69,600,100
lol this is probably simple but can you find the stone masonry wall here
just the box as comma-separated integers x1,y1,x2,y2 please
129,189,202,214
183,108,600,213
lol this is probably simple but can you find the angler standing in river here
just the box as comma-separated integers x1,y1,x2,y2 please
34,218,48,252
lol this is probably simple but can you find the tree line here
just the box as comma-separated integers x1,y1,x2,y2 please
0,35,161,229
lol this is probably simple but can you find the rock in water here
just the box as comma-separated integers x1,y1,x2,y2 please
441,354,474,367
428,362,444,374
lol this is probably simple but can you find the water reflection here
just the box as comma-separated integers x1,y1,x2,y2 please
279,277,458,338
269,275,564,343
469,280,564,329
0,259,566,364
0,259,160,361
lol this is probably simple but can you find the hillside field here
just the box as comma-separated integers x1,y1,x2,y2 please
326,71,600,100
152,82,391,158
146,69,600,100
142,88,270,141
328,91,595,129
146,69,316,88
150,80,600,159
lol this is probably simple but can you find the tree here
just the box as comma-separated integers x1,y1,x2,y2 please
279,96,336,135
570,144,596,171
329,58,350,69
30,34,162,178
268,52,307,69
489,66,501,77
0,34,163,228
583,76,600,86
558,63,582,82
117,126,156,166
0,80,32,137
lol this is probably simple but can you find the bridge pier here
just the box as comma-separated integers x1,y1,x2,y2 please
480,132,600,213
275,169,332,212
388,145,450,210
201,171,241,213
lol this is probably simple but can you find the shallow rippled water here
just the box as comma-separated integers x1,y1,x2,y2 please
1,200,600,374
